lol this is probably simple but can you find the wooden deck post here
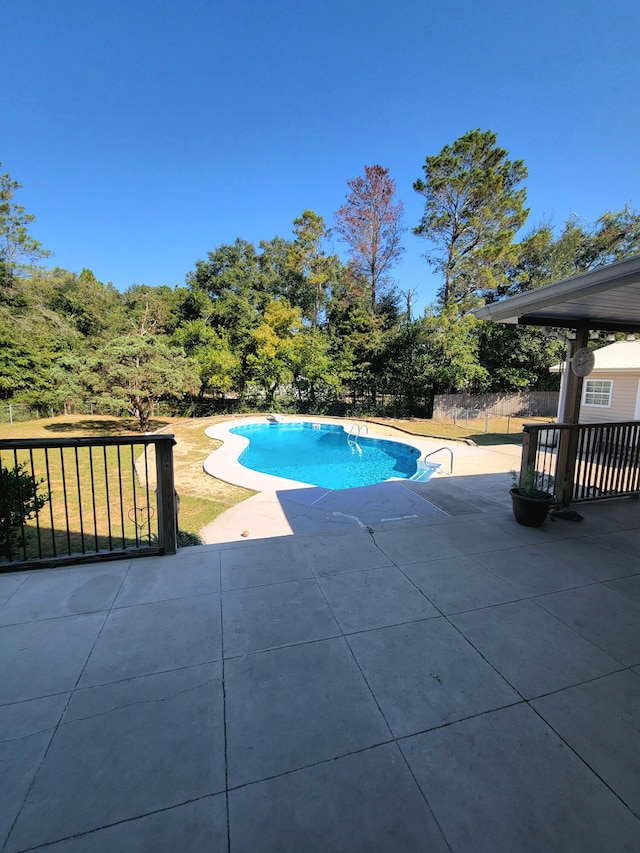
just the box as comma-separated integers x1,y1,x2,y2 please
555,425,578,504
556,326,589,503
519,426,538,488
562,326,589,425
155,435,178,554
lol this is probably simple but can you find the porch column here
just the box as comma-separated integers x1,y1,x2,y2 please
558,326,590,424
556,326,589,504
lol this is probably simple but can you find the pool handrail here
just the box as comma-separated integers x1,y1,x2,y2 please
347,423,368,445
422,446,454,475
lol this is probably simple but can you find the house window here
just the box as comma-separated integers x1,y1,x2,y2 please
583,379,613,407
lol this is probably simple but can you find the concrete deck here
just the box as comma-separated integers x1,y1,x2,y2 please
1,494,640,851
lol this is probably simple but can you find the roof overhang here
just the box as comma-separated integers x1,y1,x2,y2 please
472,256,640,333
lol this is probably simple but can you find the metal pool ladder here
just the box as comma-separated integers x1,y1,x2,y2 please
347,423,368,454
422,446,454,475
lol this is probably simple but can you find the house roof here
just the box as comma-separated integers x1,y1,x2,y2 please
473,255,640,333
550,340,640,373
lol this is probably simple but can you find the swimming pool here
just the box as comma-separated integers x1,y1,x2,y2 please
229,422,432,490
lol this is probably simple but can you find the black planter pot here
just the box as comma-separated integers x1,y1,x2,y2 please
510,488,554,528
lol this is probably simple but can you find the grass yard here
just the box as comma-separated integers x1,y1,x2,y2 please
0,415,254,558
154,417,255,535
363,415,554,446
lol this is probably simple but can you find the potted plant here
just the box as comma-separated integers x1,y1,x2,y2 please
510,466,555,527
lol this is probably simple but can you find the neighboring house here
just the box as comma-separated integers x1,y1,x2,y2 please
553,341,640,423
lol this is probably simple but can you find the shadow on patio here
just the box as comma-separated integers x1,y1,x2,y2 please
1,496,639,851
201,469,520,544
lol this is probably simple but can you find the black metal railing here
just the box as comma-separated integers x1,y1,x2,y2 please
0,435,177,571
522,421,640,504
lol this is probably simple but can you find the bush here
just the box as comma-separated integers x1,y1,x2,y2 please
0,463,49,558
177,529,203,547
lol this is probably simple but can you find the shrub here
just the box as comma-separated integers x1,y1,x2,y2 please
0,463,49,558
510,465,555,498
177,529,203,547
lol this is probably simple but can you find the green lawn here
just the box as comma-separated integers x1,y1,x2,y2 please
0,415,254,554
363,415,552,446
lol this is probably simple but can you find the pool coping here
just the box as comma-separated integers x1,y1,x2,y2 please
203,415,435,493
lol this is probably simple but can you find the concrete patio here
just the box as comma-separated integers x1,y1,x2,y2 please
1,492,640,851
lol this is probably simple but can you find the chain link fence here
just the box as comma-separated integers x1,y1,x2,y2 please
433,408,557,434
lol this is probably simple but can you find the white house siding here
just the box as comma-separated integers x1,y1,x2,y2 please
580,373,640,423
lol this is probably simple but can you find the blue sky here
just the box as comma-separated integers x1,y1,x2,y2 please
5,0,639,312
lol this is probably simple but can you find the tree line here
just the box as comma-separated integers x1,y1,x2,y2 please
2,129,639,430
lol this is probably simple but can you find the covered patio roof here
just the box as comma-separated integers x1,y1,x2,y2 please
473,255,640,333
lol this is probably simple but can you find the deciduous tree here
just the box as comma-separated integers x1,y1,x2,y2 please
326,267,393,406
288,328,340,406
46,268,123,340
334,165,405,311
419,307,489,402
122,283,180,335
245,297,302,405
173,320,239,397
186,239,268,353
476,322,563,392
0,317,53,401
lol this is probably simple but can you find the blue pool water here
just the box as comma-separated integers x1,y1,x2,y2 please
229,422,426,490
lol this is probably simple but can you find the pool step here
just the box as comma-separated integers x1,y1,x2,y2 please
409,462,441,482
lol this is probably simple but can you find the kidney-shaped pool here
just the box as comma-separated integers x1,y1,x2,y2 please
229,421,434,490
